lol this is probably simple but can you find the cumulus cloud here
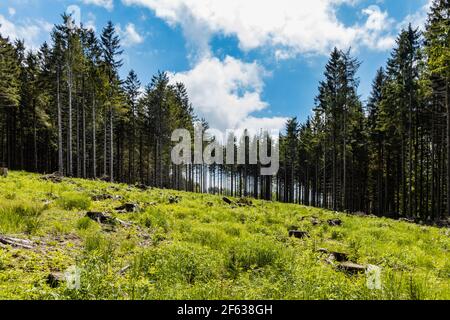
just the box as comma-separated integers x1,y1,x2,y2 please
115,23,145,47
122,0,397,58
0,14,52,50
8,7,16,17
398,0,432,31
358,5,395,50
169,55,287,131
84,12,97,31
81,0,114,11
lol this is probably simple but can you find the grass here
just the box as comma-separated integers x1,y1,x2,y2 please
0,200,44,234
0,171,448,300
57,192,91,211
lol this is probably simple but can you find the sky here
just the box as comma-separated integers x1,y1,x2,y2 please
0,0,434,132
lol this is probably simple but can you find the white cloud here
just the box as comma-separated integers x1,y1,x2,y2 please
123,0,397,58
0,14,52,50
169,55,287,131
238,116,288,134
84,12,97,31
358,5,395,50
398,0,432,31
81,0,114,11
362,5,391,31
8,7,16,17
116,23,144,47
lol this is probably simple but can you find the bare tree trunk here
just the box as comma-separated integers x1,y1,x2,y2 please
110,106,114,182
33,99,38,172
82,102,86,178
67,69,73,176
92,95,97,178
76,90,80,177
446,80,450,218
57,68,63,174
343,104,347,211
104,106,107,177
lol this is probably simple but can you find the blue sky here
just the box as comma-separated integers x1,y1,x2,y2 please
0,0,432,131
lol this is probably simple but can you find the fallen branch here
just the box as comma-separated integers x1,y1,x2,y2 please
0,235,34,249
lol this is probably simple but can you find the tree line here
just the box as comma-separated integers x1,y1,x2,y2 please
276,0,449,221
0,0,448,221
0,14,200,188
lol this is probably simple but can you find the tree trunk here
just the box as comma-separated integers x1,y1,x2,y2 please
110,106,114,182
446,80,450,218
92,95,97,178
57,68,63,174
67,70,73,176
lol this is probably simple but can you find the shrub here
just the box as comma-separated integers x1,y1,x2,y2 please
57,192,91,210
226,237,282,276
184,226,228,249
137,208,170,232
133,243,224,285
76,217,93,230
83,233,115,264
0,200,44,234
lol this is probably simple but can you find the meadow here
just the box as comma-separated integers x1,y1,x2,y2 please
0,171,448,300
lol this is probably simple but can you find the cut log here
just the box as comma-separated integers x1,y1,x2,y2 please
168,196,181,204
223,197,233,205
116,218,133,228
86,212,116,225
337,262,366,274
92,194,123,201
0,235,34,249
328,219,342,226
318,248,349,263
99,175,110,182
311,217,321,226
237,197,253,206
399,218,415,224
86,212,132,228
118,265,131,275
288,230,310,239
115,203,139,213
436,219,450,228
47,272,64,288
0,167,8,177
41,172,64,183
135,183,149,191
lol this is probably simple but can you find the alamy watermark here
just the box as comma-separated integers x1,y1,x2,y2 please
171,126,280,176
366,265,382,290
65,265,82,290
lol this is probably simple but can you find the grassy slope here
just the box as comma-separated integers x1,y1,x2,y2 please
0,171,448,300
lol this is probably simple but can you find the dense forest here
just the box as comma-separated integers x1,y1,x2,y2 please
0,0,448,221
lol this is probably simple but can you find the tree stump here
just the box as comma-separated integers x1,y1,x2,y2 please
311,217,321,226
168,195,181,204
41,172,64,183
115,203,139,213
223,197,233,205
288,230,310,239
0,167,8,177
337,262,366,274
86,212,116,224
47,272,64,288
328,219,342,226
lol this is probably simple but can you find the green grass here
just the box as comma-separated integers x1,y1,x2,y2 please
0,171,448,300
57,192,92,211
0,200,44,234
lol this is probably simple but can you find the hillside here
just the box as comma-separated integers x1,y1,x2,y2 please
0,171,449,300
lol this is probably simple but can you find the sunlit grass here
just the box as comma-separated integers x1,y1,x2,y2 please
0,171,448,300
